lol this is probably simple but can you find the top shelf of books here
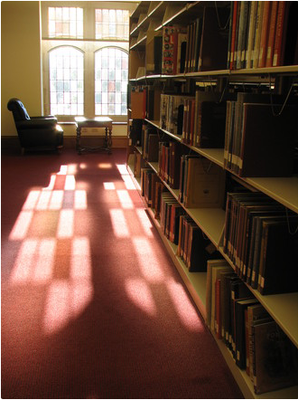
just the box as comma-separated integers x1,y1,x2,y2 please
129,1,298,78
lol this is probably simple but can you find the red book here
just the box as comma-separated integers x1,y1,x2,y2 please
265,1,278,67
258,1,271,68
272,2,288,67
229,1,238,70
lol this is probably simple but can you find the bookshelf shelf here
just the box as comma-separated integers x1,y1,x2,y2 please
244,176,298,214
127,2,298,398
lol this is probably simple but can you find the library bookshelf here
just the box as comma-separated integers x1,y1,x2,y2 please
127,1,298,398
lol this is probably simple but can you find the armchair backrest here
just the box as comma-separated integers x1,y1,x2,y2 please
7,98,31,122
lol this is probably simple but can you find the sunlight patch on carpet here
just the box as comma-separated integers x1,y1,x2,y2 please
9,210,33,240
116,189,134,209
125,278,157,317
166,278,204,332
132,237,165,283
109,208,130,237
103,182,116,190
135,209,153,238
57,209,74,238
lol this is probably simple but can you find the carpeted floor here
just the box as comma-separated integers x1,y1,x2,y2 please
1,148,243,399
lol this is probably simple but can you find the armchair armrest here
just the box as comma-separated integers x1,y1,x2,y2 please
31,116,57,122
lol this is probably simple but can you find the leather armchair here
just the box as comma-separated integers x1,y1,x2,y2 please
7,98,63,153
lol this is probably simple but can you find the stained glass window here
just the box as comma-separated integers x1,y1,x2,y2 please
49,47,84,115
48,7,83,39
95,9,129,40
95,48,128,116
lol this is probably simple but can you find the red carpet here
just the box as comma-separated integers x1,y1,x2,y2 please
1,149,243,399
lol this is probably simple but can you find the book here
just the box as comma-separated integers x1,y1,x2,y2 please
252,1,264,69
131,87,146,119
246,303,271,380
252,320,298,394
229,1,239,70
194,91,227,148
245,1,258,69
182,156,225,208
257,216,298,295
239,103,297,177
162,26,179,75
146,85,162,121
258,1,271,68
265,1,278,67
205,260,232,332
235,297,259,369
198,6,230,71
272,1,288,67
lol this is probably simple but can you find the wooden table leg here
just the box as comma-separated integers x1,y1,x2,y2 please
76,126,82,154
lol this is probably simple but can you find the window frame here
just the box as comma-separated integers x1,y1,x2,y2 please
41,1,134,122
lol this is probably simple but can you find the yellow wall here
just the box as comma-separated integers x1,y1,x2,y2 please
1,1,42,136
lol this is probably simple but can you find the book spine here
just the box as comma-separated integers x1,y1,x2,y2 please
258,1,271,68
265,1,278,67
272,2,286,67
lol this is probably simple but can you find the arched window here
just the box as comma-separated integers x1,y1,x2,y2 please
94,47,128,116
49,46,84,115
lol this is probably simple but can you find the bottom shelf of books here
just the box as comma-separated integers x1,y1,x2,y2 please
126,157,298,399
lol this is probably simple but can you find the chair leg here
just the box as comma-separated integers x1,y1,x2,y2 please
56,146,63,155
21,148,25,155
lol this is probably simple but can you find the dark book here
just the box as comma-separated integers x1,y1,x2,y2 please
225,92,298,175
195,91,227,149
239,103,297,177
258,216,298,295
185,223,222,272
221,274,239,347
252,320,298,394
246,304,271,379
154,181,164,220
146,85,162,121
129,118,143,146
235,298,259,370
282,2,298,66
168,141,184,189
154,36,162,74
199,6,230,71
147,133,159,162
230,279,253,358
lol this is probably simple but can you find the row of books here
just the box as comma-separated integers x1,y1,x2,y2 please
160,91,228,148
157,144,226,209
228,1,298,70
153,2,297,75
161,6,230,75
140,169,222,272
206,259,298,394
134,86,298,178
223,191,298,295
158,141,182,190
159,191,221,272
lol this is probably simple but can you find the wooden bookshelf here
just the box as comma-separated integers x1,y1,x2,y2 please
127,2,298,398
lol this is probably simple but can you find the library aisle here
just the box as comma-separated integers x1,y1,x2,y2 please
1,149,243,399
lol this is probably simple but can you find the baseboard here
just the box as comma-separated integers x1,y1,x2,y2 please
1,135,128,154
